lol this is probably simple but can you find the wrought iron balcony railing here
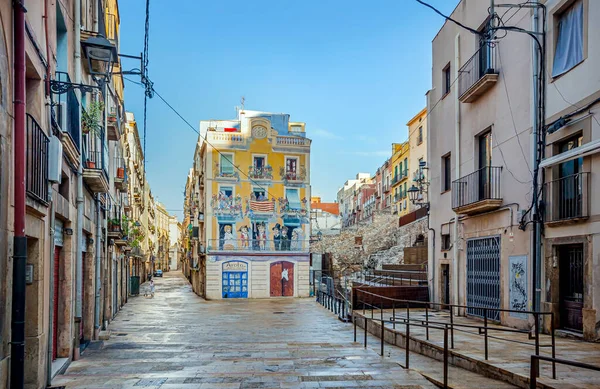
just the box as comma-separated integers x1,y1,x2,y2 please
26,114,49,204
53,72,81,151
544,172,589,224
207,239,309,253
452,166,502,213
248,164,273,180
458,44,499,103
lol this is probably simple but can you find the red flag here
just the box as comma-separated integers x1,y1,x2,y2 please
250,201,274,212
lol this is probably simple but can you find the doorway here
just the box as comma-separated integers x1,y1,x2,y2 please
478,131,492,201
466,236,500,321
270,261,294,297
441,264,450,308
52,246,61,360
558,244,584,332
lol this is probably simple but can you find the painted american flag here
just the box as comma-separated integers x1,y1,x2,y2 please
250,200,274,212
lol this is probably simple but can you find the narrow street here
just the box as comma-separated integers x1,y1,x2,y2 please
53,271,436,389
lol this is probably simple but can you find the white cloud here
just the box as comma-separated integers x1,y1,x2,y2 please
312,128,342,139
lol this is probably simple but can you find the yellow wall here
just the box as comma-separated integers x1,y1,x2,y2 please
390,142,410,215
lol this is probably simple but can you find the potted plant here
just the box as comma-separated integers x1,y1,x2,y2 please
116,167,125,179
86,160,96,169
82,100,104,135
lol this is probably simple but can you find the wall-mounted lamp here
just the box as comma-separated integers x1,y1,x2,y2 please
64,228,74,236
88,238,94,245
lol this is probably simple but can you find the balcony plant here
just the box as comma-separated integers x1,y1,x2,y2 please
116,166,125,179
82,100,104,135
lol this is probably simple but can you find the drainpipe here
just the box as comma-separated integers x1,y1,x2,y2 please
75,0,84,339
531,3,541,315
11,1,27,388
452,33,461,316
46,185,56,387
94,195,102,338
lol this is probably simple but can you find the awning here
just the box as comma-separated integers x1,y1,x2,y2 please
539,138,600,168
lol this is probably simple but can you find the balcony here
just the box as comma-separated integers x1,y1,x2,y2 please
458,44,499,103
244,197,276,220
52,72,81,166
214,162,240,182
107,205,123,240
452,166,502,215
278,197,309,224
273,135,311,153
113,156,127,192
105,13,119,51
383,184,391,193
544,173,590,226
280,166,307,186
26,114,49,205
106,91,122,141
82,131,110,193
206,131,247,150
207,238,308,253
210,193,243,221
248,165,273,181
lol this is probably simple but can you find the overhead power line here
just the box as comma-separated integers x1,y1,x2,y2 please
414,0,482,36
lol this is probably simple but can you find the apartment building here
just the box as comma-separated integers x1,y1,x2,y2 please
540,0,600,340
391,142,410,215
186,110,312,299
337,173,371,228
407,108,428,209
427,0,534,329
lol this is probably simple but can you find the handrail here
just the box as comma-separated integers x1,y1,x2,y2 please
354,289,556,379
529,355,600,389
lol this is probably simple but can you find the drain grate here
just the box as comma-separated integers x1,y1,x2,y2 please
115,333,128,336
273,311,285,314
134,378,167,387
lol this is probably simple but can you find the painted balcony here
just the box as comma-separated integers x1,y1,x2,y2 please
280,166,307,186
452,166,502,215
210,194,244,221
248,165,273,182
458,45,499,103
544,173,590,226
245,197,277,220
278,197,309,224
214,162,240,182
207,238,309,253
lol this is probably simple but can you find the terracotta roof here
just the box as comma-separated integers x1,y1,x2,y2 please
312,202,339,216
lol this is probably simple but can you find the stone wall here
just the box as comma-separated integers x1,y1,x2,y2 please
367,216,428,269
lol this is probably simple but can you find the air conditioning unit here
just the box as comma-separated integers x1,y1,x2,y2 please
57,101,67,132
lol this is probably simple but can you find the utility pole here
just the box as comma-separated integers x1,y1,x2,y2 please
11,1,27,388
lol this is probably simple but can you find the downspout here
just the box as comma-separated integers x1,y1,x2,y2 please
531,4,541,314
74,0,84,347
11,1,27,388
425,88,434,304
452,33,461,315
44,0,55,384
94,195,101,338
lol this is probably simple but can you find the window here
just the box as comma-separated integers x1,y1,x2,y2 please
418,126,423,144
442,154,451,192
552,0,584,77
219,186,233,198
443,63,451,95
252,188,268,201
285,188,301,210
253,156,265,170
441,233,451,251
220,154,234,175
403,182,407,198
404,158,408,175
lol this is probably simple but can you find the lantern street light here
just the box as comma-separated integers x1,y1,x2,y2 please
408,185,420,204
81,35,118,83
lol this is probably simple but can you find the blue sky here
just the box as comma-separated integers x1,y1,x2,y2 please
118,0,457,220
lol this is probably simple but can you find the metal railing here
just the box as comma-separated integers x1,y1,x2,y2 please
458,43,497,98
54,72,81,150
544,172,589,223
354,289,557,385
354,269,428,286
82,130,109,177
530,355,600,389
452,166,502,209
317,290,351,322
26,114,49,204
248,165,273,180
207,239,309,252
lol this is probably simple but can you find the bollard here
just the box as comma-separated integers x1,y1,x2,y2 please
484,308,488,360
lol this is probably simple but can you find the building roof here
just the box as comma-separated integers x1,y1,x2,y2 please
312,202,340,216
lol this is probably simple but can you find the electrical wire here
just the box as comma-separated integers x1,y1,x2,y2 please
414,0,482,36
142,0,151,174
124,77,285,202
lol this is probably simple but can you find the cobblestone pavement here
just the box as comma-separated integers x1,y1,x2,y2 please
54,271,437,389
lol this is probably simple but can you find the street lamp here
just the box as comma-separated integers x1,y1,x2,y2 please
81,35,117,82
407,185,420,204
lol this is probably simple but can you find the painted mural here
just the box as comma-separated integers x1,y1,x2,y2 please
509,255,528,319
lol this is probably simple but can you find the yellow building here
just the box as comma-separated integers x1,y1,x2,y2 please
391,142,410,215
189,110,312,299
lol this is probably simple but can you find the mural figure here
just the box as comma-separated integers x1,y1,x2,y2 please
281,226,290,251
257,223,267,250
291,227,303,251
222,225,236,250
272,224,282,251
239,225,250,248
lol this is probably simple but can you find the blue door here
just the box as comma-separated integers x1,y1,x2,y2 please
222,271,248,298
